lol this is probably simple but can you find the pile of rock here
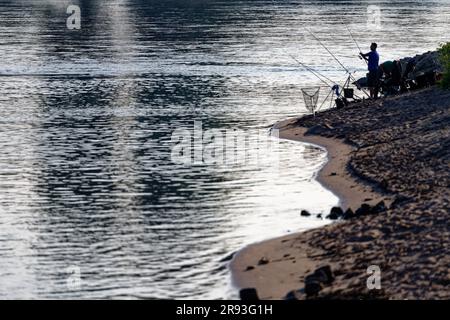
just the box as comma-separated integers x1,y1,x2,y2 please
401,50,443,81
301,201,387,221
325,201,387,220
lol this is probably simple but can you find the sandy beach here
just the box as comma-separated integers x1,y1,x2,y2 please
231,86,450,300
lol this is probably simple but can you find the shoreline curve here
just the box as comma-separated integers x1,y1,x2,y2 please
230,118,392,300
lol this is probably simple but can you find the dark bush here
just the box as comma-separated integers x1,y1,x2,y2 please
439,42,450,89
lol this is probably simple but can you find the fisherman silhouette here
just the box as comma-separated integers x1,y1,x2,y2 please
360,43,380,99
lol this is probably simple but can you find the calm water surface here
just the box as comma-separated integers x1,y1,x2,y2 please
0,0,448,299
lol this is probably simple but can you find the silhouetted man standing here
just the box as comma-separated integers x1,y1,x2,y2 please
360,43,380,99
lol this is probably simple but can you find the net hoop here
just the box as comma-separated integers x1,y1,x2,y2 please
301,86,321,114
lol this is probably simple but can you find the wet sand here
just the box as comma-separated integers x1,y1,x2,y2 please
231,86,450,299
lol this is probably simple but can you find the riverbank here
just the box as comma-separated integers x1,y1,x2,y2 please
231,86,450,299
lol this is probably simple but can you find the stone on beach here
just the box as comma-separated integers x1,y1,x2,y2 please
301,210,312,217
343,208,355,220
313,265,335,285
371,201,387,214
239,288,259,301
284,289,305,300
326,206,344,220
304,275,322,297
355,203,372,216
303,265,335,297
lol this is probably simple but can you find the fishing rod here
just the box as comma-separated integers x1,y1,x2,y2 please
306,28,353,76
285,52,338,87
209,54,334,90
341,19,368,65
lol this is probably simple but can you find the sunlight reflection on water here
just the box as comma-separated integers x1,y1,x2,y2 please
0,0,448,299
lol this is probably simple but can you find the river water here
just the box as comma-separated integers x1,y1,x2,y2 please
0,0,448,299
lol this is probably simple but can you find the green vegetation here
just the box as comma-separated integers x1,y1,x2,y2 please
439,42,450,89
